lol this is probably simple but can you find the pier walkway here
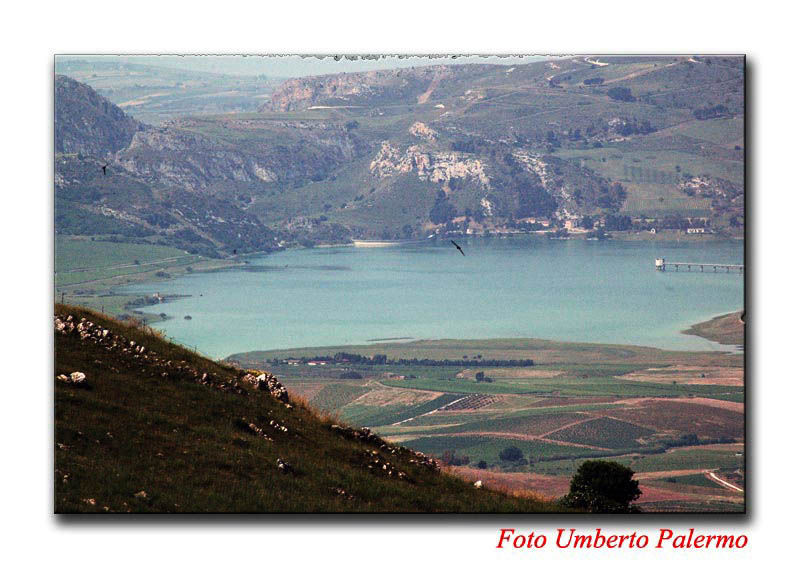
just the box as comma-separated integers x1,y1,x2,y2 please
655,258,744,273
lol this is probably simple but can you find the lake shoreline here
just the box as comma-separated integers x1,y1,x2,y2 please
65,231,742,320
117,238,745,358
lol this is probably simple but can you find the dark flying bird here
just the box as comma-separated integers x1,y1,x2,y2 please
450,240,465,256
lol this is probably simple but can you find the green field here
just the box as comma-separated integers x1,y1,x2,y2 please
662,473,724,489
56,236,192,274
403,435,616,465
531,446,744,476
55,236,240,320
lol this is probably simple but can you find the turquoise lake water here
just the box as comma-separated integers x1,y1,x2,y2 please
121,237,745,359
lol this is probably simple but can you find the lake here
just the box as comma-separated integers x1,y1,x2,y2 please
121,237,745,359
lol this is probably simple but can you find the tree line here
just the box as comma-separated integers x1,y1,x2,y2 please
272,352,536,367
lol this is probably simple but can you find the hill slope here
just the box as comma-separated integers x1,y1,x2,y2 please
54,305,566,512
55,75,144,155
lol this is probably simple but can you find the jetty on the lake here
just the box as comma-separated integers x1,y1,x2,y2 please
655,258,744,273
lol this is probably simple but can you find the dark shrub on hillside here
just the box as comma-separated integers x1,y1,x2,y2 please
339,371,363,380
607,87,635,102
499,446,524,462
430,190,457,224
693,104,730,120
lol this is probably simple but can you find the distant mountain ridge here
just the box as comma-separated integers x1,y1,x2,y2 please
55,56,745,254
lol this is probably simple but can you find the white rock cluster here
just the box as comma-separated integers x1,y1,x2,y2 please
242,372,289,403
57,371,87,386
54,313,248,396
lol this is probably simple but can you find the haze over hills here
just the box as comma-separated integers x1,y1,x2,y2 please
55,58,284,125
55,55,744,257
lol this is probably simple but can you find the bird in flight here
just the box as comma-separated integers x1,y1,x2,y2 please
101,163,108,175
450,240,465,256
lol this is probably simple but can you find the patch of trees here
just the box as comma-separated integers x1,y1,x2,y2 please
124,296,161,310
429,190,457,224
559,460,642,513
660,434,737,449
693,104,730,120
475,371,493,383
568,128,584,142
450,137,489,154
586,228,609,240
499,446,524,462
338,371,363,380
596,182,627,211
515,180,558,218
173,228,208,243
546,130,562,148
583,77,605,85
510,220,547,232
440,451,470,466
291,222,353,247
659,215,693,230
607,87,636,102
604,214,633,231
612,118,655,136
142,211,176,228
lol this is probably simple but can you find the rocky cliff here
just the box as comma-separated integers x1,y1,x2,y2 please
265,64,489,112
365,137,622,223
116,118,366,194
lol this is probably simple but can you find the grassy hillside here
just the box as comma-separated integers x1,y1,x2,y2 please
54,304,567,512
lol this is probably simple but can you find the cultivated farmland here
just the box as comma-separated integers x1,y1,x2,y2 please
230,322,745,512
